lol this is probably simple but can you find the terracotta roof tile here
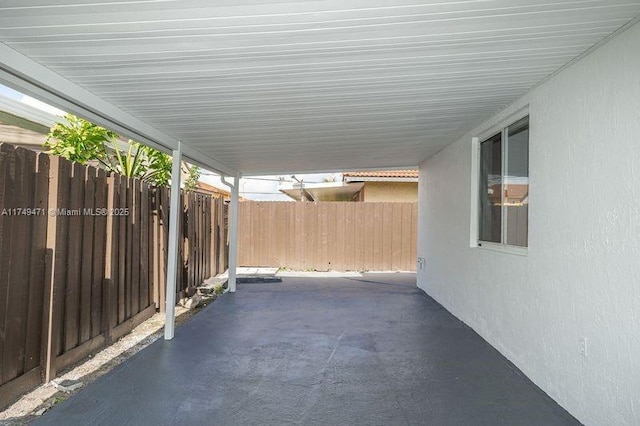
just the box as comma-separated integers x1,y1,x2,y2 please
343,170,418,178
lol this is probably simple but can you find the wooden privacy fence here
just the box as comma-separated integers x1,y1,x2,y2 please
151,186,228,313
0,143,227,409
238,201,417,272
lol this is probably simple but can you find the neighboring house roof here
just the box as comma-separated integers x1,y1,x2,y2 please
343,170,418,179
0,93,62,149
0,122,48,147
278,181,363,202
0,93,60,130
196,181,232,199
343,169,418,183
278,169,419,201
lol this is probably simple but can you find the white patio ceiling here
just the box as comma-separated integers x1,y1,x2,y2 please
0,1,639,175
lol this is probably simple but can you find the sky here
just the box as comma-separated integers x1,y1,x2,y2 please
0,84,23,100
1,83,66,116
1,83,337,200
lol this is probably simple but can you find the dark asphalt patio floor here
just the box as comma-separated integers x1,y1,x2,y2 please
36,273,579,425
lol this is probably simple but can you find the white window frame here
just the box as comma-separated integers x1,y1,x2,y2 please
470,107,529,256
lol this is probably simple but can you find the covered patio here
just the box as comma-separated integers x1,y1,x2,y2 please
2,1,640,424
34,274,577,425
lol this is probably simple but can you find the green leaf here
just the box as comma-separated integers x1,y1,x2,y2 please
46,114,174,187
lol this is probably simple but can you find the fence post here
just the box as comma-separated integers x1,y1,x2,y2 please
102,279,114,344
40,249,54,383
41,156,70,383
214,197,221,276
103,174,117,342
222,201,228,272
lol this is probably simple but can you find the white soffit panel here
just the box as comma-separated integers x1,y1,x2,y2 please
0,0,639,174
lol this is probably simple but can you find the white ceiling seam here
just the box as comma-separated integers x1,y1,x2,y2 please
24,26,621,64
1,1,636,30
2,4,638,41
1,1,639,174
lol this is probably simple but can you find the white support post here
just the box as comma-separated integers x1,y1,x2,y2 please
228,175,240,293
164,141,182,340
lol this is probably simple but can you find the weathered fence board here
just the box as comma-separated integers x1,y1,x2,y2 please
92,169,108,339
238,201,417,272
0,145,49,405
3,148,33,384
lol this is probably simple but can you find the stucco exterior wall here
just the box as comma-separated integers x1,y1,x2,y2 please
362,182,418,202
417,21,640,426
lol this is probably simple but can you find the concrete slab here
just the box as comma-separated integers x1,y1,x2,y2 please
35,274,580,426
215,267,279,281
276,270,363,278
238,267,279,276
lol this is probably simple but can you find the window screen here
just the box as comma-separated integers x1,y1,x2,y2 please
478,133,502,243
505,118,529,247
